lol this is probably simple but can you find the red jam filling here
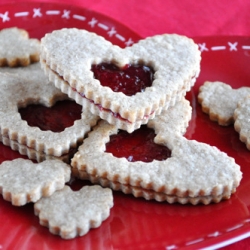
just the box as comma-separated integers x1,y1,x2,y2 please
91,63,154,96
105,125,171,162
19,100,82,132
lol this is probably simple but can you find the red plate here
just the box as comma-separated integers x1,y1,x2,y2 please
1,2,250,249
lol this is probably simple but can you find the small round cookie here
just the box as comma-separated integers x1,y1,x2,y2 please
0,158,71,206
40,28,201,132
198,81,250,125
234,95,250,150
0,27,40,67
0,63,99,158
34,185,113,239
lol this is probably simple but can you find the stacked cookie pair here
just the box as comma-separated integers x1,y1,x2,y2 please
40,29,242,205
0,28,99,163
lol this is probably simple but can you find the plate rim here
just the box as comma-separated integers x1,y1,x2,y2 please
1,2,250,249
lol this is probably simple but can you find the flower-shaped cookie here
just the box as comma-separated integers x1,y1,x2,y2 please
34,185,113,239
71,98,242,205
0,158,71,206
0,63,99,159
40,28,201,132
0,27,40,67
198,81,250,125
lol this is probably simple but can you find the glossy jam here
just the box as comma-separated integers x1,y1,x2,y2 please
19,100,82,132
105,125,171,162
91,63,154,96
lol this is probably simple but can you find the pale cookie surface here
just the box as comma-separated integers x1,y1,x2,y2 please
0,27,40,67
72,117,242,204
234,96,250,150
198,81,250,125
0,158,71,206
0,134,75,163
0,63,98,157
34,185,113,239
40,28,201,132
71,99,242,205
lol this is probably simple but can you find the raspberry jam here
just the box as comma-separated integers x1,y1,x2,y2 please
19,100,82,132
91,63,154,96
105,125,171,162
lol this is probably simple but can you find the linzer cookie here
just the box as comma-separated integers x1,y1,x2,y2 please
34,185,113,239
71,98,242,205
71,123,242,204
198,81,250,125
0,158,71,206
0,63,98,161
40,28,201,132
0,27,40,67
234,96,250,150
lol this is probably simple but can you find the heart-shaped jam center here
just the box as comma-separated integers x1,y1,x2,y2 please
91,63,154,96
105,125,171,162
19,100,82,132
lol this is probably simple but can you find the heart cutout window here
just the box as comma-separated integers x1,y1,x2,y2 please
105,125,171,162
91,63,154,96
19,100,82,132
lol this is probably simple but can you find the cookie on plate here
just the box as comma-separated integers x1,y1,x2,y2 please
40,28,201,132
0,158,71,206
234,95,250,150
198,81,250,125
0,27,40,67
71,97,242,205
0,63,99,162
34,185,113,239
0,134,76,163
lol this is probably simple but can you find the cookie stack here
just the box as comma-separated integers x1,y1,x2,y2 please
40,28,242,205
0,26,244,239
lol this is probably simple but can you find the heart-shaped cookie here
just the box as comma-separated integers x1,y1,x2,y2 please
0,63,99,159
40,28,201,132
198,81,250,125
34,185,113,239
0,27,40,67
0,158,71,206
234,95,250,150
71,99,242,205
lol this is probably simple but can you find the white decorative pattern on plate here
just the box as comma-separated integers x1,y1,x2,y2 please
0,3,139,47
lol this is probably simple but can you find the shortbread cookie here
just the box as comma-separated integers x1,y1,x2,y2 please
234,96,250,150
0,64,98,158
34,185,113,239
40,28,201,132
71,98,242,205
0,27,40,67
0,158,71,206
198,81,250,125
